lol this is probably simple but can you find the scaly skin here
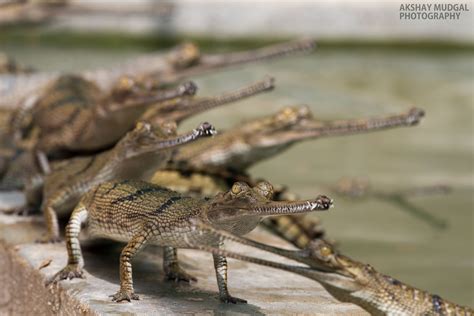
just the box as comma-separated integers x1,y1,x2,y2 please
0,39,316,107
171,106,425,173
2,122,216,241
11,75,197,157
0,77,273,190
151,169,330,249
187,222,474,316
0,107,13,148
48,179,332,303
152,107,424,249
140,76,274,125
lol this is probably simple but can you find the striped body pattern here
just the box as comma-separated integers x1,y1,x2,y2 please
52,179,331,303
85,180,211,248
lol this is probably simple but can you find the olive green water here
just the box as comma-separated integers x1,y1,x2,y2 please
2,43,473,307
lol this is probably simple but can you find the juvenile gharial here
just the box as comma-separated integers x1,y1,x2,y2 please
169,106,425,173
49,179,332,303
139,76,274,126
0,77,273,190
151,107,423,249
187,222,474,316
151,170,329,249
1,39,316,108
159,39,317,84
10,75,197,159
7,121,216,242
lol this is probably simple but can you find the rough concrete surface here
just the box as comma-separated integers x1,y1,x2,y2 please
0,194,368,315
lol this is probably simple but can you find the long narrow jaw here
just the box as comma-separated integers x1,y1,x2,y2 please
208,195,333,222
198,38,317,69
123,121,216,159
165,38,317,82
108,81,198,113
256,107,425,145
145,122,216,151
167,76,275,123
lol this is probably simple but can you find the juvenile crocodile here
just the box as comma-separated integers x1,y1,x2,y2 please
1,121,216,242
187,222,474,315
48,179,332,303
0,39,316,107
169,106,425,173
0,77,273,190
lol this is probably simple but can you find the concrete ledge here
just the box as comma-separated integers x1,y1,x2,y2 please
0,212,368,315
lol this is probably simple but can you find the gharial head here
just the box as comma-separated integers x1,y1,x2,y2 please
206,181,332,223
242,105,312,137
290,239,372,293
115,121,176,152
207,181,275,219
237,105,427,148
110,75,198,102
167,42,201,70
117,120,216,156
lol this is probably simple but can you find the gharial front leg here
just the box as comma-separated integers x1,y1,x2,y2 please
47,203,88,284
110,231,150,302
38,201,62,243
163,246,197,283
213,242,247,304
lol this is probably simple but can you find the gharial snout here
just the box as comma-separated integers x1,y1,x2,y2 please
181,81,198,96
197,122,217,136
311,195,333,210
406,107,425,125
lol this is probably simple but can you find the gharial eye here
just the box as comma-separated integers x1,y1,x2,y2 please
320,245,332,257
231,183,243,195
117,76,135,91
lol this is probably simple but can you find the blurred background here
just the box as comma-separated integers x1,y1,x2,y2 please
1,0,473,307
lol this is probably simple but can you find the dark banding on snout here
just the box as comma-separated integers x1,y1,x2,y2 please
406,107,425,125
314,195,333,210
196,122,217,136
181,81,198,96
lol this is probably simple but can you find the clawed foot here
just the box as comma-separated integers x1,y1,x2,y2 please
46,264,84,286
220,295,247,304
109,289,140,302
165,266,197,283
